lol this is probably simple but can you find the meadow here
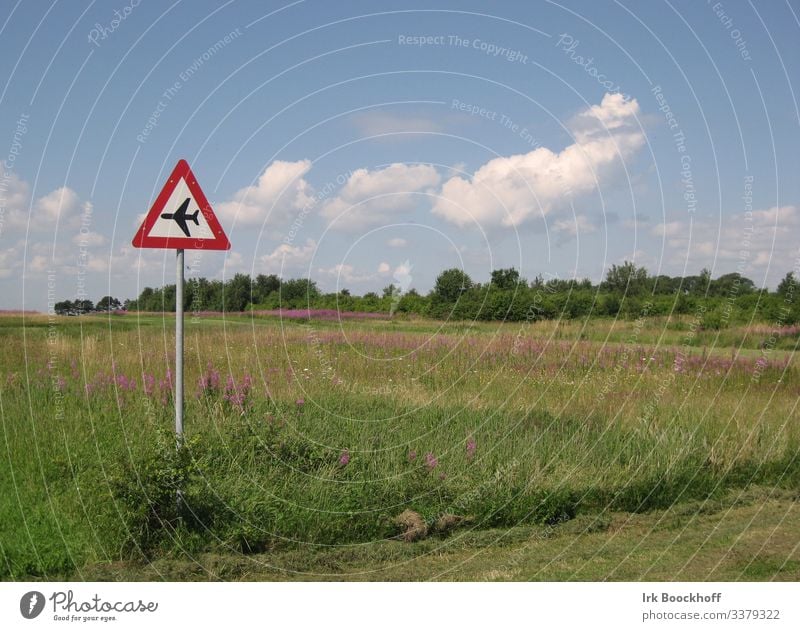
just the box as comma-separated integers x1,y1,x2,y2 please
0,311,798,580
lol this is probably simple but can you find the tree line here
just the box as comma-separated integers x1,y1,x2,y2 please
92,262,800,327
54,296,122,315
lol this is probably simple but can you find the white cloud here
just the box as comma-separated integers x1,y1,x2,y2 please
29,254,51,273
215,251,247,277
431,93,645,229
387,238,407,248
321,163,440,230
376,260,413,286
350,111,441,139
446,162,468,178
393,260,413,290
0,171,29,226
0,174,103,281
259,238,317,274
22,237,110,277
318,263,376,284
86,257,108,272
0,242,23,278
72,230,106,247
217,159,314,226
651,221,685,238
114,245,179,277
653,205,800,286
0,172,83,233
34,187,79,222
553,214,596,237
574,94,641,136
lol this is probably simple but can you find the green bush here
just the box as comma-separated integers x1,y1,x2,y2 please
106,434,225,556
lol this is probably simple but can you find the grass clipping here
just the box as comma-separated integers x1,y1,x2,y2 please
394,511,471,542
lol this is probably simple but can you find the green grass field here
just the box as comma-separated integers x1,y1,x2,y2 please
1,312,798,580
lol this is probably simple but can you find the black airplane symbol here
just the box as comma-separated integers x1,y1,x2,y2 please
160,197,200,237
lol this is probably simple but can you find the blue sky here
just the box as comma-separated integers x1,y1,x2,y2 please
0,0,798,310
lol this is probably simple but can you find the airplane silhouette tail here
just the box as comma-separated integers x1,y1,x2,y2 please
188,210,200,225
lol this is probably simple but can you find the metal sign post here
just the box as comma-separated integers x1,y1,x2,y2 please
175,249,184,446
175,248,184,512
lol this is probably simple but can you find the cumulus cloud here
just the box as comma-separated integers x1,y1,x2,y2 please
22,236,111,277
321,163,440,230
553,214,596,238
0,172,100,283
115,245,183,277
392,260,413,289
0,171,83,233
72,231,106,247
350,111,442,139
259,238,317,274
431,93,645,229
0,241,23,278
29,254,53,273
213,251,247,276
653,205,800,286
573,94,642,137
650,221,685,238
387,238,407,248
33,187,79,222
217,159,314,226
0,171,29,226
318,263,376,284
377,259,413,284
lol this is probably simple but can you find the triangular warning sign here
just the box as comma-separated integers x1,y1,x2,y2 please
132,159,230,250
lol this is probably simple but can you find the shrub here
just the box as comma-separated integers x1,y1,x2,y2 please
106,435,222,556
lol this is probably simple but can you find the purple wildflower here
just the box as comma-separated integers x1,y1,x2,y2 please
223,376,237,402
158,371,173,404
197,362,221,397
407,450,417,462
223,374,251,413
425,452,438,470
339,449,350,466
466,436,477,460
296,398,305,408
116,374,136,391
143,374,155,397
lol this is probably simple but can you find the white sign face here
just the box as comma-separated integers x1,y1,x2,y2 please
146,177,216,240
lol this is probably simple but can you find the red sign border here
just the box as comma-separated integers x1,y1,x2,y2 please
132,159,231,250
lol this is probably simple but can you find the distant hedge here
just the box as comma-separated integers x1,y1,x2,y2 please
107,264,800,325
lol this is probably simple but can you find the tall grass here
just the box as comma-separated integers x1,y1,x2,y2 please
0,314,797,578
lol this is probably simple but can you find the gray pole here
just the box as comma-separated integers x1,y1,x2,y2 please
175,248,185,513
175,249,184,444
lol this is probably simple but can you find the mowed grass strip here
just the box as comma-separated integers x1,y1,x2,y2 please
63,487,800,581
